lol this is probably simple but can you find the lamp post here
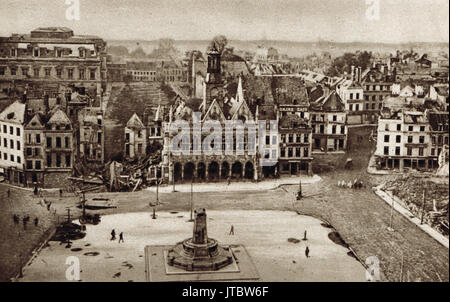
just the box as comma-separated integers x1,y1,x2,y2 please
156,175,159,205
189,177,194,222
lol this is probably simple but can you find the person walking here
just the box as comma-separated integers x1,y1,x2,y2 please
111,229,116,240
229,225,234,235
303,230,307,241
23,216,29,230
227,176,231,186
118,232,124,243
305,246,310,258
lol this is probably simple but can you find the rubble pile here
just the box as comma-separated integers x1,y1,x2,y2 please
105,154,161,192
384,175,449,236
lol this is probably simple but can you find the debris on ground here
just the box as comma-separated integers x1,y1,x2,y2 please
383,174,449,236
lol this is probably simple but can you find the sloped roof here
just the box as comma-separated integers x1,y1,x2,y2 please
435,86,449,97
279,114,309,129
403,111,427,124
25,113,44,129
126,113,145,129
0,101,26,124
428,111,449,131
310,91,345,112
308,85,325,103
48,108,71,125
275,77,309,106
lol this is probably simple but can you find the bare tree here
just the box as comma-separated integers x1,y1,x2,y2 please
209,35,228,54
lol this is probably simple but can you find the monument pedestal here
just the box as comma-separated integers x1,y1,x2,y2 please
145,208,259,282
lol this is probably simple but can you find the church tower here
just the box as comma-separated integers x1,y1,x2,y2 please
202,44,224,113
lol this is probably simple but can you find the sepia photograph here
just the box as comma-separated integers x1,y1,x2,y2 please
0,0,448,289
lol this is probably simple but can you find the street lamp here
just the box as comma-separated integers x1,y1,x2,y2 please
189,177,194,222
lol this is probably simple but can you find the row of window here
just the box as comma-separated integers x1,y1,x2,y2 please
1,135,73,150
1,125,21,136
311,114,341,122
46,154,71,168
348,92,361,100
383,146,426,156
384,124,426,132
0,151,21,163
312,125,346,135
384,135,426,144
0,65,97,80
364,94,387,102
0,137,21,150
280,147,310,158
382,146,445,157
431,135,449,145
27,133,41,144
26,160,42,170
3,47,90,58
46,136,71,148
128,71,157,76
26,147,41,157
365,85,391,91
280,134,308,144
24,154,72,169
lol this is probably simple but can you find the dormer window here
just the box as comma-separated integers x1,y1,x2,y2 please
33,48,39,57
11,48,16,57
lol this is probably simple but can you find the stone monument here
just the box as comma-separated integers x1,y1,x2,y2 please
166,208,234,271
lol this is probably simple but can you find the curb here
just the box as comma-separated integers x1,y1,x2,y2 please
146,175,323,193
11,224,57,282
374,185,449,249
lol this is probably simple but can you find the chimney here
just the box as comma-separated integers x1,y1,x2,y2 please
351,65,355,81
44,94,49,113
21,93,27,103
357,67,362,83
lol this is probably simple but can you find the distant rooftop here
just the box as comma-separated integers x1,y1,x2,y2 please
1,27,105,44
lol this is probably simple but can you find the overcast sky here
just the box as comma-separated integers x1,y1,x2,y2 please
0,0,448,43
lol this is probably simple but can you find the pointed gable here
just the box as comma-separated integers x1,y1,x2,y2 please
203,99,226,122
312,91,345,112
26,113,44,129
321,91,345,112
47,109,71,125
399,85,415,97
126,113,145,129
231,99,254,122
